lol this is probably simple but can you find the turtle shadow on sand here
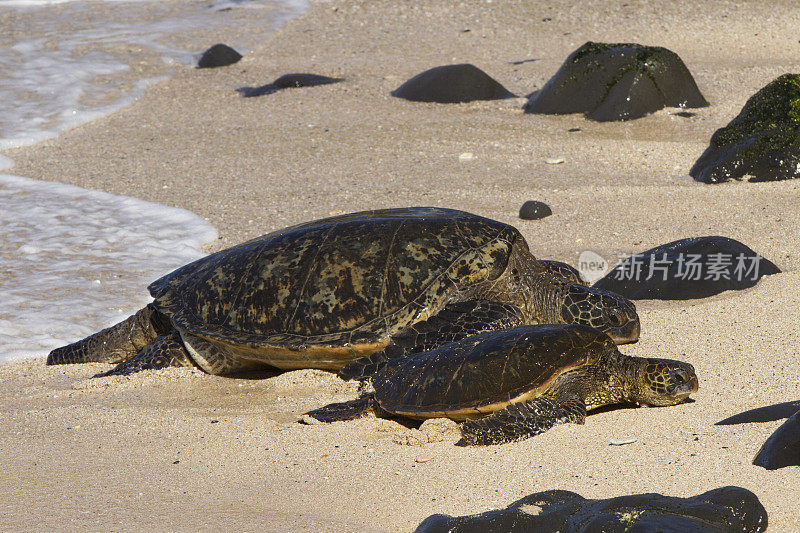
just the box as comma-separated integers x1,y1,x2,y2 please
414,486,767,533
717,401,800,471
224,368,283,381
237,73,343,97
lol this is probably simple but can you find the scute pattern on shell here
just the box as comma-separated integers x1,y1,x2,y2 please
374,325,613,417
147,208,518,349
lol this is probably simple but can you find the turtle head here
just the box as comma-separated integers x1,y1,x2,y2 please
627,358,698,407
560,284,640,344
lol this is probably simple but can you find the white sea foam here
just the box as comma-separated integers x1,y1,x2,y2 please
0,174,218,362
0,0,308,150
0,0,308,362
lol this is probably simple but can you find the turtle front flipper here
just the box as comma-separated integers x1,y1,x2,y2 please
47,304,171,365
338,301,525,381
459,395,586,446
94,330,194,377
302,396,376,423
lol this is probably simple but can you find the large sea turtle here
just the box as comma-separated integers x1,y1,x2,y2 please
47,207,639,377
306,325,698,445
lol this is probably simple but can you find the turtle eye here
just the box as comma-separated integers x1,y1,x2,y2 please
606,309,625,328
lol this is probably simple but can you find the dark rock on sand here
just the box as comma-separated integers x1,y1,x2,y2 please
525,42,708,122
392,64,515,103
273,73,343,88
593,236,780,300
238,73,343,97
753,409,800,470
415,487,767,533
518,200,552,220
691,74,800,183
197,43,242,69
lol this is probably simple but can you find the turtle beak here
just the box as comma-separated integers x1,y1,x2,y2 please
667,368,699,399
607,319,640,345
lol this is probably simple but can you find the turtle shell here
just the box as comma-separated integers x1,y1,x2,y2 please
372,324,614,419
147,207,521,368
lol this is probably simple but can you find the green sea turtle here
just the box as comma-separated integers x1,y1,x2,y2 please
47,207,639,377
306,325,698,445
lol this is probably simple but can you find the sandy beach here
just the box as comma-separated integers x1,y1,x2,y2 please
3,0,800,530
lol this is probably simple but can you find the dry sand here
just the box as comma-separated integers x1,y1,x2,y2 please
3,0,800,530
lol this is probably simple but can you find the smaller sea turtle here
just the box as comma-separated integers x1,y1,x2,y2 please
305,325,697,445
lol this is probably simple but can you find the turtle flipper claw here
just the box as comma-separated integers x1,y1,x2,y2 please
94,331,194,377
459,396,586,446
302,396,375,423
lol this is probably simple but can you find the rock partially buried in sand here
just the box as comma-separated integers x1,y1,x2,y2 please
415,487,768,533
525,42,708,122
392,64,515,103
519,200,552,220
197,43,242,69
593,236,780,300
753,409,800,470
273,73,343,88
691,74,800,183
238,73,344,97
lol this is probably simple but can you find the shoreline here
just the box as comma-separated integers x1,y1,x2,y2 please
3,1,800,530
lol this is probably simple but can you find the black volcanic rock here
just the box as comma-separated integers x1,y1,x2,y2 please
273,73,343,88
525,42,707,122
518,200,552,220
197,43,242,69
392,64,515,103
238,73,344,97
691,74,800,183
753,409,800,470
415,487,768,533
593,236,780,300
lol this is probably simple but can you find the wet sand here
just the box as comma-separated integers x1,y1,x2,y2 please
3,1,800,530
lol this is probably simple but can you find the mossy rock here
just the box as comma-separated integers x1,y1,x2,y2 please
525,41,707,122
392,64,515,103
415,487,767,533
592,236,780,300
691,74,800,183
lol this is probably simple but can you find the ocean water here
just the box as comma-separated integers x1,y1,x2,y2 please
0,0,307,362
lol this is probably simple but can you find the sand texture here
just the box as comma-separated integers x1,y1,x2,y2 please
3,0,800,530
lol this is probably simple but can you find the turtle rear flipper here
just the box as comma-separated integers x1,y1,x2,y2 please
303,396,376,423
47,304,171,365
338,301,525,381
94,330,194,377
459,395,586,446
